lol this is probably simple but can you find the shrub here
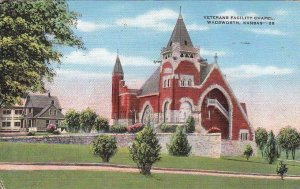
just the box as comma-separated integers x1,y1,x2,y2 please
94,116,110,132
185,116,195,133
243,144,253,160
27,131,36,136
159,123,178,133
276,161,288,180
52,130,61,135
91,135,118,163
65,109,81,132
80,108,98,133
167,126,192,156
127,123,144,133
47,124,56,133
110,124,127,133
129,126,161,175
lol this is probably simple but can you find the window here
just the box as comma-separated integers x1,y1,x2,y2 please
14,122,21,127
15,109,23,115
163,80,167,88
28,108,32,114
2,122,11,127
188,79,192,86
55,120,59,126
240,133,248,141
49,110,52,116
46,120,50,127
28,120,32,127
182,79,186,87
3,110,11,115
54,110,57,115
167,79,170,87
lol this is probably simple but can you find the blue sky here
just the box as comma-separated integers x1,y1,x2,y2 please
49,1,300,132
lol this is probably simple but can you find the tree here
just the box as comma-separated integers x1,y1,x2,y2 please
0,0,83,107
65,109,81,132
167,126,192,156
264,131,278,164
91,135,117,163
80,108,97,133
243,144,253,161
94,116,109,132
277,126,300,160
129,126,161,175
276,161,288,180
255,127,268,157
185,116,195,133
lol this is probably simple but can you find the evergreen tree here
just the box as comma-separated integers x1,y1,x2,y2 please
185,116,195,133
167,126,192,156
243,144,253,161
264,131,278,164
129,126,161,175
91,135,117,163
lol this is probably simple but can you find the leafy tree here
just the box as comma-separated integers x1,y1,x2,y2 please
0,0,83,107
276,161,288,180
277,126,300,160
185,116,195,133
255,127,268,157
94,116,109,132
80,108,97,133
129,126,161,175
243,144,253,161
65,109,81,132
264,131,278,164
91,135,117,163
167,126,192,156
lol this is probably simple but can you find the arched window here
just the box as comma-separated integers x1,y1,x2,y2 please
167,79,170,87
179,102,192,122
164,80,167,88
188,79,192,86
142,105,153,126
163,101,169,123
182,79,186,87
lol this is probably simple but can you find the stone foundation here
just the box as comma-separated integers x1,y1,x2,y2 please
0,133,256,158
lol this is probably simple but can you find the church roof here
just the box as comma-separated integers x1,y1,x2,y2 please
200,63,215,84
113,55,123,74
138,67,160,96
166,12,193,48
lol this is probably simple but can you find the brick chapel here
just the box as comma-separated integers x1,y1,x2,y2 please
111,11,254,140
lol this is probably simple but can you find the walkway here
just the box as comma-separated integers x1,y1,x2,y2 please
0,162,299,180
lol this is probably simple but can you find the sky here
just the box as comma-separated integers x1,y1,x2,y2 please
47,1,300,133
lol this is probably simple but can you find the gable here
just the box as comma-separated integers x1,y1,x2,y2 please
35,104,64,119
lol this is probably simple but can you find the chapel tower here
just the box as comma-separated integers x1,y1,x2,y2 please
111,54,123,122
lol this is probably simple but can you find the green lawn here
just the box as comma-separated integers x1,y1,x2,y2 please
1,142,300,175
0,171,299,189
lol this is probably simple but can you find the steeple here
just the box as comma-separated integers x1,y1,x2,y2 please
166,8,193,48
113,52,123,75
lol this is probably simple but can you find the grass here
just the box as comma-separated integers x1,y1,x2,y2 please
0,170,299,189
0,142,300,175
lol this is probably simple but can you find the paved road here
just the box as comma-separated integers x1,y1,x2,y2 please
0,163,299,180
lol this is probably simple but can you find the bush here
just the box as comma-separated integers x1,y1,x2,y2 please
91,135,118,163
276,161,288,180
127,123,144,133
129,126,161,175
65,109,81,132
27,131,36,136
167,126,192,156
46,124,56,133
159,123,178,133
110,124,127,133
52,130,61,135
243,144,253,160
94,116,110,132
185,116,195,133
264,131,278,164
80,108,98,133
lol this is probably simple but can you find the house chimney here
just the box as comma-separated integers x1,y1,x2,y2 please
48,92,51,97
51,100,54,105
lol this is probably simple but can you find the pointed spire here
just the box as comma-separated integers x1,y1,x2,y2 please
214,53,218,64
166,7,193,48
113,51,123,75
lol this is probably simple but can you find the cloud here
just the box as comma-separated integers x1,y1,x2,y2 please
63,48,153,66
201,48,227,57
115,9,208,32
273,10,288,16
77,20,110,32
245,28,287,36
186,24,209,31
223,65,293,79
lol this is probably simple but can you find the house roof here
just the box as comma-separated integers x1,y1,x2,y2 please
166,12,193,48
200,63,215,84
113,55,123,75
25,94,62,109
138,67,160,96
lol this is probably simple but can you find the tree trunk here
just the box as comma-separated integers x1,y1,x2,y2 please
292,150,295,160
140,164,152,175
261,151,263,158
285,150,289,159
